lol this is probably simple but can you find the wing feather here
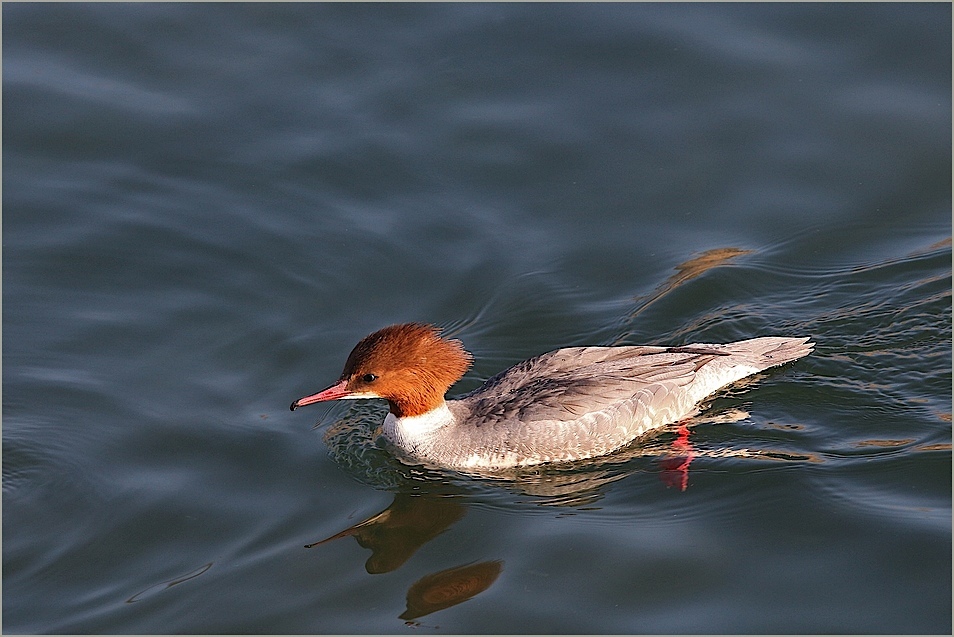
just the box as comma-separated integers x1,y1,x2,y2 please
458,346,707,424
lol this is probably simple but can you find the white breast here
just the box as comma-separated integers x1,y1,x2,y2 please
382,402,455,452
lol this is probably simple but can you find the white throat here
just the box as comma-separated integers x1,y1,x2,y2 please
382,401,454,451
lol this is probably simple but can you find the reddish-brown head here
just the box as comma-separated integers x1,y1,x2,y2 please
290,323,473,417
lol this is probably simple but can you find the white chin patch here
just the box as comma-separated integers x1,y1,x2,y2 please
342,391,380,400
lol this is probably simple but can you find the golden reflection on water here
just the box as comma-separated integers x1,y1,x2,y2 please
915,443,952,452
854,438,916,448
615,247,752,344
915,236,952,255
645,247,753,308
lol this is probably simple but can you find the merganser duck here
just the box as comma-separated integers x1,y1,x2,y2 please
291,323,813,470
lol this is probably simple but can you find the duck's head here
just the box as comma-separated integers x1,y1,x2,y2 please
290,323,473,418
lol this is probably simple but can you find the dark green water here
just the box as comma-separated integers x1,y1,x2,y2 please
4,3,951,633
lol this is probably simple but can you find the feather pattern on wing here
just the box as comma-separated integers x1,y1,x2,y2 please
419,337,813,469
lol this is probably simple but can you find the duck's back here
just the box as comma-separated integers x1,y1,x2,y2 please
439,336,813,469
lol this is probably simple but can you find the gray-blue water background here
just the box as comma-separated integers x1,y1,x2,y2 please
3,3,951,634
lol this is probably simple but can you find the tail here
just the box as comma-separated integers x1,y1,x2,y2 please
720,336,815,370
684,336,813,403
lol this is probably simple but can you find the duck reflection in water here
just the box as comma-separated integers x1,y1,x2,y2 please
307,493,465,574
308,493,502,621
306,424,698,622
399,560,503,622
309,421,701,575
309,423,706,573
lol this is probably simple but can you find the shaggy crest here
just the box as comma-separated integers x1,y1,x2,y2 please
339,323,473,417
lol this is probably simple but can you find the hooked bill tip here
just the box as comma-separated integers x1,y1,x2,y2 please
290,380,352,412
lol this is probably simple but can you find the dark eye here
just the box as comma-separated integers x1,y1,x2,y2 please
361,373,377,383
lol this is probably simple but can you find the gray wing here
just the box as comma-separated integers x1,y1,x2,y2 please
456,345,722,424
441,338,811,467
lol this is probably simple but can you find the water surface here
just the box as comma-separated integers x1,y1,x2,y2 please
3,4,951,633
